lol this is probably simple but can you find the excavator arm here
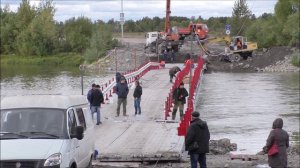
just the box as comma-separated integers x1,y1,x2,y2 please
205,35,232,45
197,35,232,55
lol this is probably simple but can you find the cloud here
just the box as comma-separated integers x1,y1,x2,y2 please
1,0,277,22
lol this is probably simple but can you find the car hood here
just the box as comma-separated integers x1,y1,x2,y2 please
0,139,64,160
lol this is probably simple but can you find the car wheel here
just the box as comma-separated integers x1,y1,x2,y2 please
70,163,77,168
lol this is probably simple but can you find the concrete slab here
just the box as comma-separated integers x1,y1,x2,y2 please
93,64,188,162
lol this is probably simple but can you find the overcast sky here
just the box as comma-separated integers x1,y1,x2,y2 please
2,0,277,22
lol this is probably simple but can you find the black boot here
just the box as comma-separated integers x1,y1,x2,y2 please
172,109,177,120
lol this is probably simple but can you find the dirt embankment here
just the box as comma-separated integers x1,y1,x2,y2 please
87,37,149,73
88,37,299,74
206,46,299,73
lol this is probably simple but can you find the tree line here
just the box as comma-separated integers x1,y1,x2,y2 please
1,0,299,63
0,0,118,63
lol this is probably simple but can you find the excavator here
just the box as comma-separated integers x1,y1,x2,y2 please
145,0,257,62
199,35,258,61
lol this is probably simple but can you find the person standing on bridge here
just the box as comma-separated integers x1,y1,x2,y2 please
87,83,96,109
90,85,104,125
172,82,188,120
169,66,181,83
133,80,142,115
116,78,129,117
185,111,210,168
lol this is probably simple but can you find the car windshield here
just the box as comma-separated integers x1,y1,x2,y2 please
0,108,68,139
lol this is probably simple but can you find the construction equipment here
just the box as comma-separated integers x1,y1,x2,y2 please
200,35,258,61
178,23,208,41
145,0,208,54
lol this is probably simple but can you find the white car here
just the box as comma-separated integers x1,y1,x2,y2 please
0,95,95,168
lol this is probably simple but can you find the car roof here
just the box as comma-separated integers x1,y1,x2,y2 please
1,95,89,110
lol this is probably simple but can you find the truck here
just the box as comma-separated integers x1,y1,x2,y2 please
145,0,209,55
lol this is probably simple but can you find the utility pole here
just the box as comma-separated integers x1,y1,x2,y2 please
189,33,194,95
115,48,117,73
134,49,137,69
79,65,85,95
156,38,159,63
120,0,124,45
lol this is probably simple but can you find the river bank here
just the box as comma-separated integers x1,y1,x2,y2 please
0,53,84,67
139,150,300,168
206,46,300,73
86,37,299,74
95,145,300,168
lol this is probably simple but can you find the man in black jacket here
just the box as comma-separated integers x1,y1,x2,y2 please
116,78,129,117
90,85,104,125
172,82,188,120
133,80,142,115
185,111,210,168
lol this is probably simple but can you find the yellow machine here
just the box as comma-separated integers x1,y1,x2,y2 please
201,35,258,60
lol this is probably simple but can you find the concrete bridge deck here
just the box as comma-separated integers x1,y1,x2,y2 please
93,64,188,162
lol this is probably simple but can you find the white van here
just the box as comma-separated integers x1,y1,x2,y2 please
0,95,95,168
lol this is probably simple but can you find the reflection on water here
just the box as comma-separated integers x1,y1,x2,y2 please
196,72,299,154
1,65,113,99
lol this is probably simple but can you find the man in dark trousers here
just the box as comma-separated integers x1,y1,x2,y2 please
172,82,188,120
169,66,181,83
133,80,142,115
185,111,210,168
90,85,104,125
116,78,129,117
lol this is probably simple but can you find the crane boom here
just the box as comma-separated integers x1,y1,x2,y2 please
165,0,171,35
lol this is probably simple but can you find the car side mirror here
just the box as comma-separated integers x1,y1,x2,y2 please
71,126,84,140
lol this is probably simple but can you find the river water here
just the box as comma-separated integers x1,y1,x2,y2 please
1,65,299,154
1,65,114,99
196,72,299,154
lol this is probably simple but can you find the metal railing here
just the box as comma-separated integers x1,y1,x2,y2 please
100,62,160,102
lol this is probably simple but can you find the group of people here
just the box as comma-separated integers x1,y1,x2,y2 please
161,49,176,63
87,72,143,125
115,72,143,117
87,63,289,168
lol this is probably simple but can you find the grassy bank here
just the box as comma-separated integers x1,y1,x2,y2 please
291,50,300,67
0,53,84,67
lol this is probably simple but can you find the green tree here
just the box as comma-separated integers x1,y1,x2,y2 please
124,19,136,32
15,0,36,32
231,0,252,35
0,5,18,54
275,0,294,24
246,15,280,48
14,0,37,55
84,25,118,63
282,6,299,45
274,0,299,46
64,16,93,53
15,0,57,56
206,17,230,35
32,0,56,55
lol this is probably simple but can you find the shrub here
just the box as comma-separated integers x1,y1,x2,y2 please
290,51,300,67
